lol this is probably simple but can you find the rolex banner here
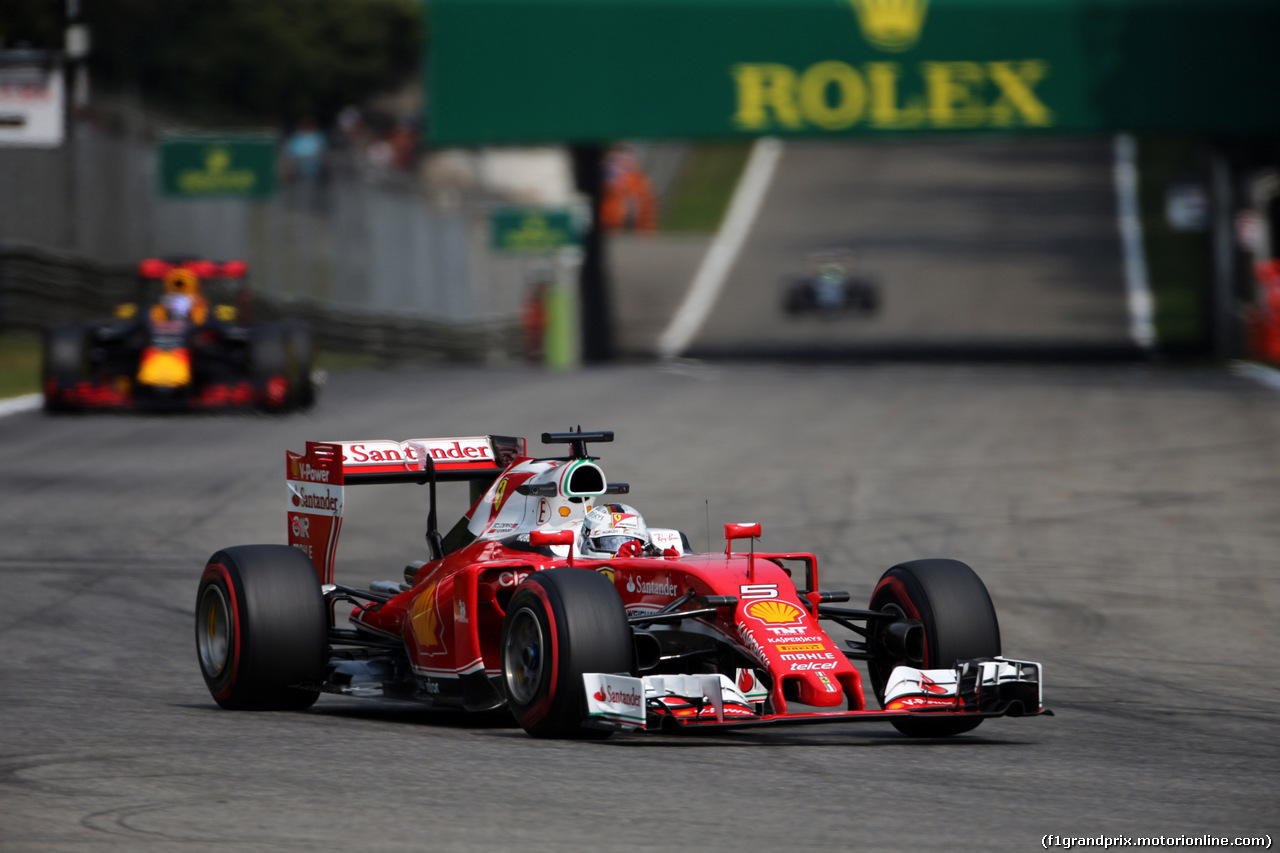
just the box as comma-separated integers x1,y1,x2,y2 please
427,0,1280,144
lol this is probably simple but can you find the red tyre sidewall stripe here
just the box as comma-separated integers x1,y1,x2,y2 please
518,581,560,727
873,574,928,668
201,562,242,701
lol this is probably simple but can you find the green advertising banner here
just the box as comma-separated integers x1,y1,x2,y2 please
427,0,1280,144
159,135,278,199
490,207,581,252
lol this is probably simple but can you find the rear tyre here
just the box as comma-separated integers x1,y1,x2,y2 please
42,326,91,412
285,325,315,410
849,280,880,313
867,559,1001,737
249,326,289,411
195,545,327,711
783,281,813,314
500,568,633,739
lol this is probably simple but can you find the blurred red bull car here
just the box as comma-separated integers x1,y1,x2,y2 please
195,429,1049,739
43,257,314,413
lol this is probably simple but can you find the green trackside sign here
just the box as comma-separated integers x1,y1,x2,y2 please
159,136,277,199
490,207,580,253
426,0,1280,144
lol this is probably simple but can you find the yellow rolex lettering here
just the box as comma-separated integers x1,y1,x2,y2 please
987,61,1053,127
798,61,866,130
922,61,986,128
732,63,803,130
729,58,1054,132
866,62,925,129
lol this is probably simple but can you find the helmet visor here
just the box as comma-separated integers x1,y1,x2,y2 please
590,535,641,555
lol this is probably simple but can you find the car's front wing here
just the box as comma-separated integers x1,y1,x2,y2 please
583,657,1050,733
49,378,278,411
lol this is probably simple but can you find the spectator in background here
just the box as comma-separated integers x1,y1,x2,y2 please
601,144,657,232
361,116,420,174
335,106,367,148
285,117,327,185
388,119,419,172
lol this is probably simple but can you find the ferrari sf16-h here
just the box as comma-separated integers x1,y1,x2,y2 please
43,257,314,413
196,430,1048,738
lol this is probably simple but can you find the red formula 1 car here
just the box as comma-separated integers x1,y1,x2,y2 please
43,258,314,413
195,430,1048,738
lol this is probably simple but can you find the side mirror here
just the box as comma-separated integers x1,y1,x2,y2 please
724,523,762,578
219,260,248,278
138,258,171,278
724,522,762,547
530,528,575,567
530,529,574,548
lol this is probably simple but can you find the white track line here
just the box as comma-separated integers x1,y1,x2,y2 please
1114,134,1156,350
0,394,41,418
657,137,784,360
1232,361,1280,391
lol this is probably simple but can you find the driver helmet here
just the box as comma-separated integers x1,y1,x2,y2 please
163,267,200,295
581,503,649,557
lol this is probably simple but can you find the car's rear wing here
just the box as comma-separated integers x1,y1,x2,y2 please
326,435,525,484
286,435,526,583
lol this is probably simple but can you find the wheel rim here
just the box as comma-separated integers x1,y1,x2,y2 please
197,585,232,678
503,606,545,705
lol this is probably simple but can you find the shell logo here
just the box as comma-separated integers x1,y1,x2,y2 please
744,599,804,626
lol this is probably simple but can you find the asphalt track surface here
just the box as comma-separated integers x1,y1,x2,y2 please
615,138,1139,361
707,138,1136,357
1,362,1278,851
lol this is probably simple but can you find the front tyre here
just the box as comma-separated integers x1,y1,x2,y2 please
867,559,1001,737
500,568,633,739
195,545,328,711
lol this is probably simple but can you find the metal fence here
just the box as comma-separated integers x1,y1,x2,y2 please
0,242,524,363
0,111,529,360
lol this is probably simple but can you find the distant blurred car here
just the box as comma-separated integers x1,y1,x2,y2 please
783,250,879,316
43,257,315,413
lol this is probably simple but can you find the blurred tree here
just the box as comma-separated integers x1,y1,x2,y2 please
0,0,64,50
33,0,425,126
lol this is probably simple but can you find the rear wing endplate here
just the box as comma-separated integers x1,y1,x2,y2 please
286,435,526,582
